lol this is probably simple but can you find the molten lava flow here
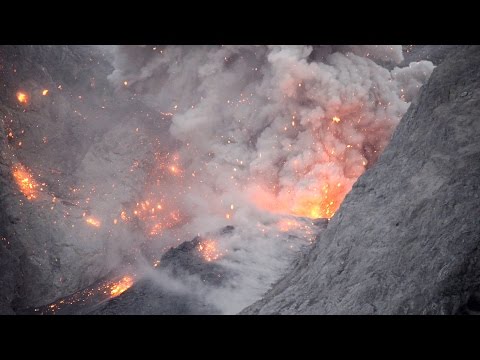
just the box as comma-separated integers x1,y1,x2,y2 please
12,163,39,200
16,91,29,104
109,275,134,297
85,217,101,227
198,239,222,262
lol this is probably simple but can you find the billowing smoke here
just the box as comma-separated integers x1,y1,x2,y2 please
1,45,434,313
106,45,433,221
100,45,434,312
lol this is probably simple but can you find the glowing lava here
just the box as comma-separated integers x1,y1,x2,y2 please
109,275,134,297
198,239,222,262
249,180,348,220
332,116,341,123
16,91,29,104
12,163,39,200
290,182,347,219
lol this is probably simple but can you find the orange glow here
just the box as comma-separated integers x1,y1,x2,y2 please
42,89,49,96
16,91,29,104
86,217,101,227
292,182,346,218
109,275,134,297
12,163,39,200
169,165,181,175
198,239,222,262
332,116,341,123
249,181,349,220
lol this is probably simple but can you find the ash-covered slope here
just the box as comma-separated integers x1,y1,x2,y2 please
242,45,480,315
89,236,226,315
0,46,161,314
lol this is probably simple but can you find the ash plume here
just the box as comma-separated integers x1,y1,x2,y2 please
100,45,434,312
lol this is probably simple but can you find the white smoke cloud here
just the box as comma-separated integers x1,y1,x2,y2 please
101,45,434,313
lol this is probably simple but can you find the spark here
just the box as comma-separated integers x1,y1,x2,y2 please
16,91,28,104
42,89,49,96
277,218,302,232
332,116,341,123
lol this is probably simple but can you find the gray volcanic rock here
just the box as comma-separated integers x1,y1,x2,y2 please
0,46,162,313
90,236,228,315
242,45,480,315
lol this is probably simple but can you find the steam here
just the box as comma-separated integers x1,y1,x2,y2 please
102,45,434,313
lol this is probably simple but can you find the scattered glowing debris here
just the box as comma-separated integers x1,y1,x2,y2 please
12,163,39,200
277,218,302,232
150,223,163,236
120,210,128,221
85,217,101,227
16,91,28,104
198,239,222,262
109,275,134,297
42,89,49,96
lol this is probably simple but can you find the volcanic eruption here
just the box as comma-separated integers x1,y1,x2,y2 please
0,45,438,314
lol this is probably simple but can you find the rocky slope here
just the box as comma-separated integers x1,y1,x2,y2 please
0,46,159,313
242,45,480,314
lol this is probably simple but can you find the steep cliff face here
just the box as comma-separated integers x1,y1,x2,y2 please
242,45,480,315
